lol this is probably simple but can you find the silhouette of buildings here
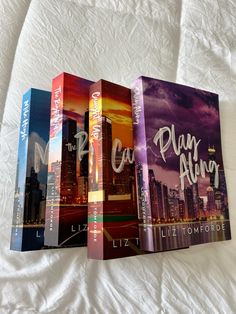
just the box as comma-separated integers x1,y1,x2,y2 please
101,116,113,200
207,186,216,213
208,145,216,188
138,143,229,223
24,167,43,223
50,114,90,205
61,118,77,203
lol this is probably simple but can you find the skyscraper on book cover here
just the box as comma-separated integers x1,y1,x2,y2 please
44,73,93,247
10,89,51,251
132,76,231,252
88,80,142,260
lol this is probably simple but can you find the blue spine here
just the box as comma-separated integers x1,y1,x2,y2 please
10,90,31,251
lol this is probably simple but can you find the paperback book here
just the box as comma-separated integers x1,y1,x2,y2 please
88,80,143,259
10,88,51,251
132,76,231,252
44,73,93,247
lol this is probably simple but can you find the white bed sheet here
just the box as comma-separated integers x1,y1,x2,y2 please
0,0,236,313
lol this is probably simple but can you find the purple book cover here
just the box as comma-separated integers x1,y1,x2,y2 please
132,76,231,252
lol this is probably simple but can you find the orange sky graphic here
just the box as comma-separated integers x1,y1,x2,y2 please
49,74,92,170
89,96,133,148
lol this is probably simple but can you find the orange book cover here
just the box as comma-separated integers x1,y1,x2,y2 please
88,80,143,259
44,73,93,247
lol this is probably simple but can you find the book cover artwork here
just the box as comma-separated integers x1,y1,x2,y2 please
88,80,142,259
132,76,231,252
10,89,51,251
44,73,93,247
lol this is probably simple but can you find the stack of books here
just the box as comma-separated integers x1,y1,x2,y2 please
10,73,231,259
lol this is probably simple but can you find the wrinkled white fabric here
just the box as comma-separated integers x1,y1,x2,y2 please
0,0,236,313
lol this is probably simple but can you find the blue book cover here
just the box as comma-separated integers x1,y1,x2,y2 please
10,88,51,251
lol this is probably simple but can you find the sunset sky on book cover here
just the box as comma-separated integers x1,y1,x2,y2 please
132,76,231,252
88,80,143,259
45,73,93,247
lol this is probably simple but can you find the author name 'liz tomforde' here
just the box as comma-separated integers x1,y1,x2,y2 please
131,76,231,252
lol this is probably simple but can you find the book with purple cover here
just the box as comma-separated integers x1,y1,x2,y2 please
132,76,231,252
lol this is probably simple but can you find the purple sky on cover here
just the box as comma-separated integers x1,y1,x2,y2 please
138,76,224,196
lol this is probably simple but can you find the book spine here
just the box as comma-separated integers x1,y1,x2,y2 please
44,75,64,246
88,82,104,259
131,78,154,251
10,90,31,250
